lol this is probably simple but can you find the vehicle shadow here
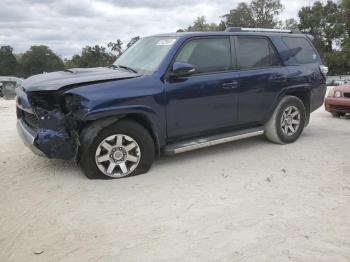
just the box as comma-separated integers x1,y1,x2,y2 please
42,136,269,178
41,115,336,179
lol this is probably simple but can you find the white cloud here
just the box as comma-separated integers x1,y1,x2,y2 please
0,0,320,58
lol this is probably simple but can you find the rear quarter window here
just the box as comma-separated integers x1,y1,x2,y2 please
281,37,318,64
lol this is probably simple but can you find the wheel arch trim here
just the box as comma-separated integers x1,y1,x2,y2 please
78,110,161,162
265,87,311,125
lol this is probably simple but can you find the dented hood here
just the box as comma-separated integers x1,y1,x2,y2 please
22,67,142,92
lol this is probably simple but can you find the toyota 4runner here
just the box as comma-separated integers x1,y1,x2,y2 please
16,28,328,179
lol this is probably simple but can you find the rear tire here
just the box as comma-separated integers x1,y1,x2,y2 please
264,96,306,144
79,120,155,179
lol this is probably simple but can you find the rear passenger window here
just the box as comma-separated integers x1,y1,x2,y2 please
175,38,231,74
281,37,317,64
237,37,281,70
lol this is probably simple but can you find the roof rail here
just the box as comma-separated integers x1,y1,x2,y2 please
225,27,294,33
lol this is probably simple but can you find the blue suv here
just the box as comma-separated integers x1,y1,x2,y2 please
16,28,328,179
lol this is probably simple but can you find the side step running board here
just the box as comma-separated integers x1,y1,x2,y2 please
164,127,264,155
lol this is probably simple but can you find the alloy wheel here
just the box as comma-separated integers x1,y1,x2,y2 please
95,134,141,178
280,106,301,136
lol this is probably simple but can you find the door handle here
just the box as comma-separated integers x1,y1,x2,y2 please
221,81,239,89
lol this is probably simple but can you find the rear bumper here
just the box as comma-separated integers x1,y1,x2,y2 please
324,97,350,113
16,119,45,157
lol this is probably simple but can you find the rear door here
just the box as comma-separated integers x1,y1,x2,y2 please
235,36,288,125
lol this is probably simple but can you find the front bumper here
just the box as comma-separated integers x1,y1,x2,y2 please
16,119,45,157
324,97,350,113
16,87,77,160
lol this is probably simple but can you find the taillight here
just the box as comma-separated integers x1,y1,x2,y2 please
320,65,329,77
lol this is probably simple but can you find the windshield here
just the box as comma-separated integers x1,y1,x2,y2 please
113,36,178,74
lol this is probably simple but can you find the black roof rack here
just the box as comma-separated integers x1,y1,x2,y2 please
225,27,300,34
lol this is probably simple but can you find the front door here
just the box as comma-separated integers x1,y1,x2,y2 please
164,37,239,139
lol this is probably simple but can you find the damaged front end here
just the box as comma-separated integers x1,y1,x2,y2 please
15,67,142,161
16,86,81,160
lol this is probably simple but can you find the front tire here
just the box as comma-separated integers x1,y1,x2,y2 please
264,96,306,144
79,120,155,179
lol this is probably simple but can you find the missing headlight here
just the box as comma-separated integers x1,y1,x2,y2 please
27,91,62,111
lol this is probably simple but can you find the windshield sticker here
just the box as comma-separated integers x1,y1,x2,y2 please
156,39,176,46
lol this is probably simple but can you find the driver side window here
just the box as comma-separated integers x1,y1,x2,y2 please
175,38,231,74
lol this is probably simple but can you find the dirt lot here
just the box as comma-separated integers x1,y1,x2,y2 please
0,98,349,262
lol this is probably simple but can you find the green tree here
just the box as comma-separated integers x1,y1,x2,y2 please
224,0,283,28
323,1,345,49
178,16,225,32
108,39,123,57
298,0,350,74
224,3,255,27
251,0,283,27
65,37,140,69
283,18,299,30
78,45,116,68
342,0,350,37
188,16,210,31
64,54,82,69
126,36,140,49
0,46,18,76
208,21,226,31
19,46,64,77
217,21,227,31
324,49,350,75
299,1,344,55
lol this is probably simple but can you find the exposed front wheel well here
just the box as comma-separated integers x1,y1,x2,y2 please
78,114,159,163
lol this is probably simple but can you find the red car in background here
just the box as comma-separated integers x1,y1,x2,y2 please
325,84,350,117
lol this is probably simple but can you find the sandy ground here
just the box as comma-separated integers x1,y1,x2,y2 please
0,98,349,262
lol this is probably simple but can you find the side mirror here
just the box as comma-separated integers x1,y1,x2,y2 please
171,62,195,77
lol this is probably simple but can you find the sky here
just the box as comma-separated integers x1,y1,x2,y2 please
0,0,320,59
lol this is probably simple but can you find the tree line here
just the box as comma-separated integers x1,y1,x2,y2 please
1,0,350,78
0,37,139,78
